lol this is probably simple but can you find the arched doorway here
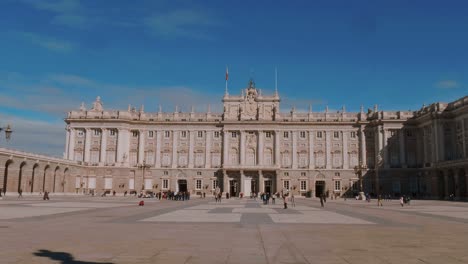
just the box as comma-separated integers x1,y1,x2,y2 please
2,160,13,195
18,161,27,193
42,165,50,192
31,164,39,193
53,167,60,193
315,181,326,197
63,168,69,192
178,179,187,193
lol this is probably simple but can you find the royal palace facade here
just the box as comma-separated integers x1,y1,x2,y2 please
2,79,468,199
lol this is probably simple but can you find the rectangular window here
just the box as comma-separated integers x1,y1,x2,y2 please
148,131,154,138
197,171,202,175
300,180,307,191
350,131,356,138
334,181,341,191
213,180,219,190
232,132,237,138
266,132,272,138
284,131,289,138
214,131,220,138
300,131,306,138
162,179,169,189
334,131,339,138
335,172,340,176
165,131,170,138
163,171,168,175
197,131,203,138
110,129,116,136
406,130,413,137
283,180,290,190
316,131,323,138
77,130,84,137
132,131,139,137
301,172,306,176
284,172,289,176
181,131,187,138
196,179,202,190
93,129,101,136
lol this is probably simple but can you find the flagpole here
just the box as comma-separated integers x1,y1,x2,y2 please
225,66,229,96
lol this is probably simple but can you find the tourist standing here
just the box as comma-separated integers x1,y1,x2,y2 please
290,193,295,207
283,194,288,209
378,194,383,206
320,194,324,207
18,189,23,198
400,196,404,207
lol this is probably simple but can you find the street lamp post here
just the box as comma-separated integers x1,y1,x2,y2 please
0,124,13,141
137,160,151,192
354,161,367,200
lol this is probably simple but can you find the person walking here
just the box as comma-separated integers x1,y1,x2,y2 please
18,189,23,198
283,194,288,209
290,193,295,208
378,194,383,207
320,194,324,207
400,196,404,207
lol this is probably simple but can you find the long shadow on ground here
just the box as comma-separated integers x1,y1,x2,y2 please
33,249,113,264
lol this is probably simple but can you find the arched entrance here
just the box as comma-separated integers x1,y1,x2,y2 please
53,167,60,193
178,179,187,192
42,165,50,192
18,161,27,193
63,168,69,192
31,164,38,193
2,160,13,194
315,181,326,197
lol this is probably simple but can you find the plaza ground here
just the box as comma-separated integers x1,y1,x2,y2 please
1,195,467,264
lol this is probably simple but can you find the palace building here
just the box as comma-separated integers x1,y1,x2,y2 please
1,79,468,199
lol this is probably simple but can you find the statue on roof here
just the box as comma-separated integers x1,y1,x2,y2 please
91,96,103,111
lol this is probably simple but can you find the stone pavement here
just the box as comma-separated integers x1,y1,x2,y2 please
1,195,468,263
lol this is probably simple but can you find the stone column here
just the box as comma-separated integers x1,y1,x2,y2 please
223,170,229,193
100,128,107,164
69,129,75,161
259,170,264,194
205,131,212,168
276,171,282,194
309,130,315,169
155,130,162,168
117,128,123,163
84,128,91,163
275,131,281,166
240,170,245,195
171,131,178,169
343,131,349,169
376,127,383,168
188,131,195,168
326,131,331,169
360,127,366,166
138,130,145,164
258,131,264,166
382,128,389,168
399,129,406,168
122,129,130,166
240,130,245,166
223,130,229,166
437,121,445,161
292,131,298,169
65,128,70,159
432,122,439,163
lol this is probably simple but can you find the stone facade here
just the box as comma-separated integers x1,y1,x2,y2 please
1,80,468,199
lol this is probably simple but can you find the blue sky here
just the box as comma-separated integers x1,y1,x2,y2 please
0,0,467,156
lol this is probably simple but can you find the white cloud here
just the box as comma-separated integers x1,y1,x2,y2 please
18,32,74,52
436,80,460,89
0,115,65,157
145,9,220,39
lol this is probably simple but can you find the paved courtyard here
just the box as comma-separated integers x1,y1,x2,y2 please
1,196,468,264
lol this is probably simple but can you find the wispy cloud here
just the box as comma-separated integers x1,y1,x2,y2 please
21,0,88,29
18,32,74,52
0,115,65,157
145,9,220,39
435,80,460,89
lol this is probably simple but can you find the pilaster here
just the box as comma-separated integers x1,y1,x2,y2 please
84,128,91,163
65,128,70,159
292,131,298,169
223,130,229,166
172,131,177,169
240,130,245,166
308,130,314,169
138,129,145,164
275,131,281,166
100,128,107,164
343,131,349,169
360,126,366,166
399,130,406,167
240,170,245,195
205,131,212,168
259,170,264,194
258,131,264,166
188,131,195,168
69,129,75,161
155,130,162,168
